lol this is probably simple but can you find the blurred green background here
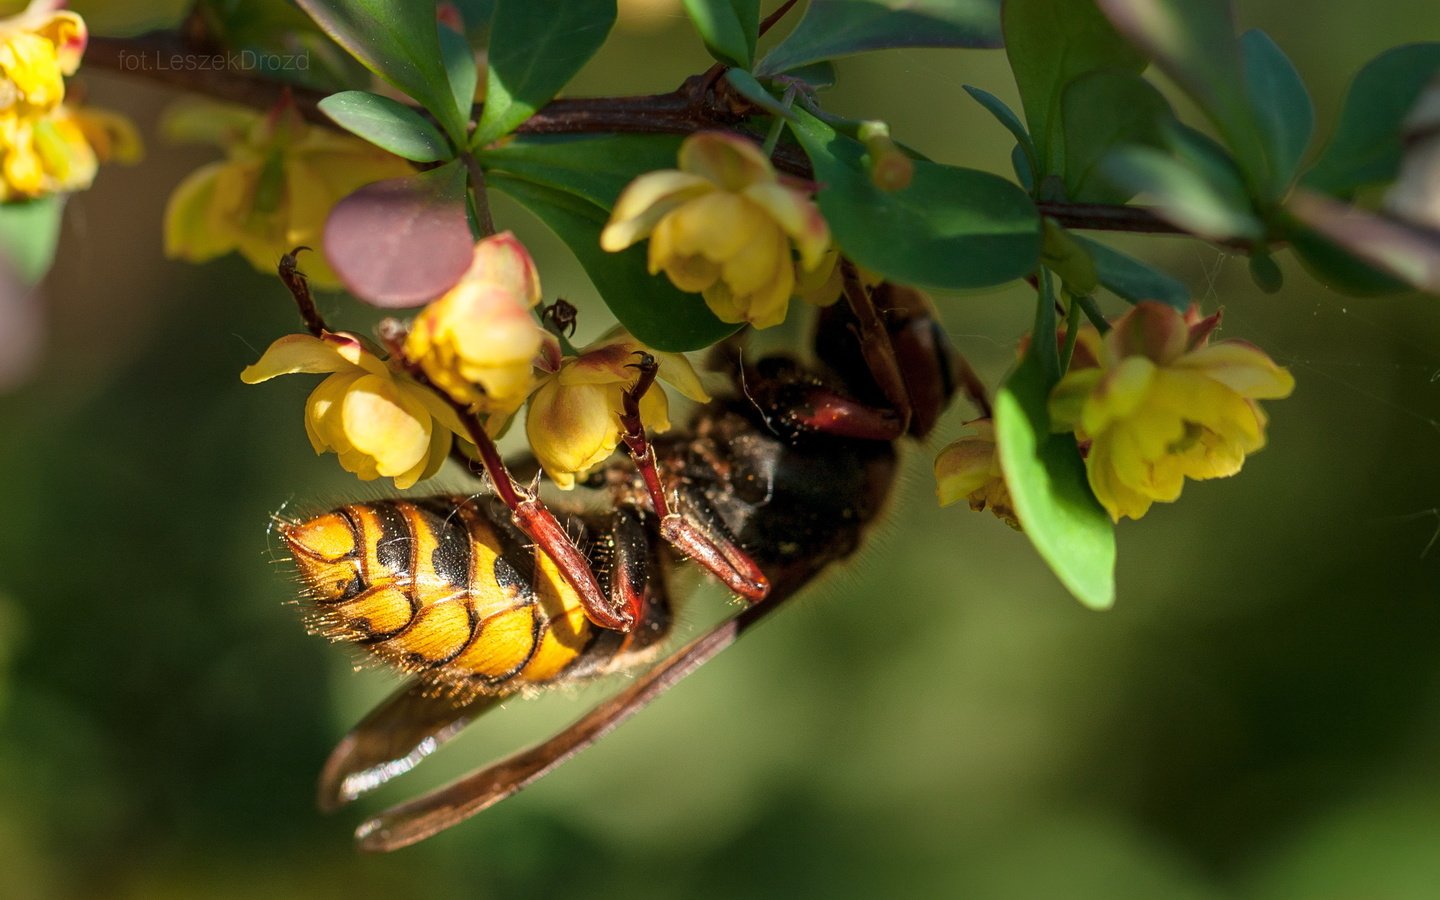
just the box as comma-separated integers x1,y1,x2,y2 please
2,1,1440,897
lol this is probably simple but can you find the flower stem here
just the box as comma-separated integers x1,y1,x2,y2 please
460,151,495,237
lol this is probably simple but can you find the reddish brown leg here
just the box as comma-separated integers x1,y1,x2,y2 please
620,353,770,602
840,260,913,434
377,321,638,633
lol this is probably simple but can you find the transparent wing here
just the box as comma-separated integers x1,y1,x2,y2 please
317,679,505,812
353,594,792,852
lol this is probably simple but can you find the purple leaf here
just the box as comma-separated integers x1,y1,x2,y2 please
323,161,474,308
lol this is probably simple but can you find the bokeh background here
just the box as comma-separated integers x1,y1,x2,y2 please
2,1,1440,897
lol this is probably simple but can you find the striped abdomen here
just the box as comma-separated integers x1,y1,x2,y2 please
282,497,630,694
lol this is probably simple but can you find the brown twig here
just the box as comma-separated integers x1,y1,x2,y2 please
85,33,1204,240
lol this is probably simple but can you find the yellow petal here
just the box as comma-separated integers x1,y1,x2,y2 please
1174,341,1295,399
679,131,774,191
742,181,830,270
240,333,360,383
525,379,619,490
719,220,784,295
601,170,713,251
652,350,710,402
341,374,432,477
469,231,543,307
665,192,757,260
934,437,998,507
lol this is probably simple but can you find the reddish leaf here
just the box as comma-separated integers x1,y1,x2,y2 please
323,161,474,308
1287,188,1440,294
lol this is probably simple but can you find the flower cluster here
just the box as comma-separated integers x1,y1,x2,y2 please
164,95,413,289
0,2,139,200
1048,302,1295,522
602,131,835,328
936,302,1294,526
245,233,706,490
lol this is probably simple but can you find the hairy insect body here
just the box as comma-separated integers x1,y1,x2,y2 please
284,497,667,696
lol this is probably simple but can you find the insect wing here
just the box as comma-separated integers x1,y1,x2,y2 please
354,595,791,852
318,679,504,812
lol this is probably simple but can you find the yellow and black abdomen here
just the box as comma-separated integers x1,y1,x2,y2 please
281,497,654,695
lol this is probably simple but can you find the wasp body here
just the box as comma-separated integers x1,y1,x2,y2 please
278,283,961,850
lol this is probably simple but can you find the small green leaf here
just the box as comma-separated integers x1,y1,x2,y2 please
790,107,1040,290
782,61,837,90
995,281,1116,610
1248,250,1284,293
1061,71,1173,203
488,175,737,351
963,85,1038,187
1075,236,1189,310
682,0,759,69
724,69,797,121
295,0,468,142
1096,0,1269,193
439,25,478,130
1303,43,1440,198
474,0,616,146
0,197,64,286
1240,29,1313,195
757,0,1000,75
318,91,452,162
1286,189,1440,294
1101,145,1263,242
1004,0,1144,183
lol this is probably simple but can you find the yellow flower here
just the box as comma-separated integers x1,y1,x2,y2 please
600,131,830,329
163,96,413,289
934,419,1019,529
1048,302,1295,522
525,329,709,489
404,232,549,423
0,2,86,115
241,331,467,489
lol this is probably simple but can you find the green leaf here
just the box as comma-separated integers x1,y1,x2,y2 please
1060,71,1172,203
1004,0,1144,183
782,61,838,90
963,85,1038,186
295,0,468,142
1240,29,1313,195
789,107,1040,290
1302,43,1440,198
1075,236,1189,310
725,69,797,121
1096,0,1269,194
473,0,616,146
317,91,452,162
0,197,63,286
682,0,759,68
1285,189,1440,294
479,133,685,207
488,175,737,352
994,281,1116,610
757,0,1001,75
1101,145,1263,242
439,25,478,130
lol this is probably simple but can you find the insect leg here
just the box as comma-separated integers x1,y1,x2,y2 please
620,353,769,602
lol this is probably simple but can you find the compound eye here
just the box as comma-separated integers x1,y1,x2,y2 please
282,512,363,602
